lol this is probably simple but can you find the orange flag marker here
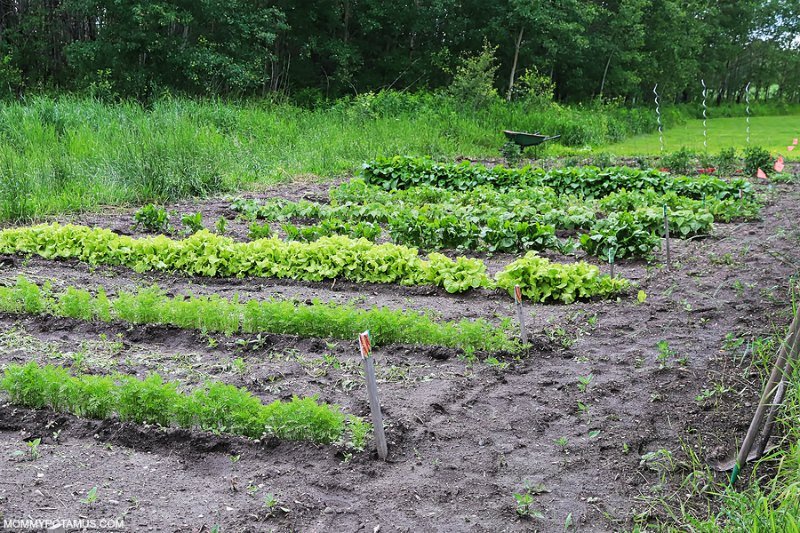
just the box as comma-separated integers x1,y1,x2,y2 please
757,168,768,179
774,156,784,173
789,146,795,152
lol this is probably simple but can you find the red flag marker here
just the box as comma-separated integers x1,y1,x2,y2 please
774,156,785,173
793,138,798,145
757,168,768,179
789,146,795,152
359,331,372,358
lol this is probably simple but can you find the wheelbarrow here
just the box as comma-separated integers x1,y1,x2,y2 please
502,130,561,151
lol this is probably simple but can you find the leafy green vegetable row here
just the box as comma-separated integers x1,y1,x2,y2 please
0,223,488,293
0,224,629,303
1,361,367,447
0,276,520,353
360,156,754,198
495,252,629,303
232,179,747,258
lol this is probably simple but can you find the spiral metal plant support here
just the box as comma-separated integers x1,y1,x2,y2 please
745,81,751,144
701,79,708,150
653,84,663,152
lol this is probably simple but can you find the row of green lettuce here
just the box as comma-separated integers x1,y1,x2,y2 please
0,224,629,301
1,361,369,447
231,175,758,259
0,276,519,353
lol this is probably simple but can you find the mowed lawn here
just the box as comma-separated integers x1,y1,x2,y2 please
603,115,800,159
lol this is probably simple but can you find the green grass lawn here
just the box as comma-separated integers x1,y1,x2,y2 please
602,115,800,160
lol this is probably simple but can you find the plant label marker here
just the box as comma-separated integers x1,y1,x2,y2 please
359,331,388,460
514,285,528,344
663,205,671,270
608,248,615,278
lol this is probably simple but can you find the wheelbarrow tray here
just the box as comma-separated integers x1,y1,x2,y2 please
503,130,561,147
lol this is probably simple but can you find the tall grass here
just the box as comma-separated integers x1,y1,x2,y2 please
0,93,681,222
2,93,785,223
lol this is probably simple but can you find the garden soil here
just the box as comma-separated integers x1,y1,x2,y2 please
0,174,799,532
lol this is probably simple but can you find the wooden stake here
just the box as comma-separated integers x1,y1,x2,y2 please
731,309,800,484
359,331,388,460
514,285,528,344
608,249,615,279
663,205,671,269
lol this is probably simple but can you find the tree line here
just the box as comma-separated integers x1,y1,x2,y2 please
0,0,797,103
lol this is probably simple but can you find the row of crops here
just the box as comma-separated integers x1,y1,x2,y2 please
232,157,758,260
0,158,759,452
0,223,628,300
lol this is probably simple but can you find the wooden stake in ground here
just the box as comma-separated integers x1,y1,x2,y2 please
663,205,671,269
608,248,616,279
514,285,528,344
731,308,800,485
359,331,388,460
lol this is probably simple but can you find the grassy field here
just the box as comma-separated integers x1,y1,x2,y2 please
0,95,661,222
0,95,795,223
603,115,800,160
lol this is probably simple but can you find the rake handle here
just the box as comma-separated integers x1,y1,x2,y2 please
754,331,800,458
732,307,800,484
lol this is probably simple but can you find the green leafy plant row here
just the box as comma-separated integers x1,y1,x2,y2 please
0,224,629,302
496,252,629,304
282,218,382,242
0,223,489,293
0,276,520,353
232,181,737,258
0,361,366,447
360,156,753,199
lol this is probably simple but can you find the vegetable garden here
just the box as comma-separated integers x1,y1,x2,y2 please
1,154,799,532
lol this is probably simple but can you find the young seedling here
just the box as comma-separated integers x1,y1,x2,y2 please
231,357,247,375
695,382,731,405
248,221,272,240
656,341,676,369
554,436,570,452
514,491,537,518
12,438,41,461
215,216,228,235
485,356,510,370
81,486,98,505
262,493,290,518
182,212,204,234
577,374,593,392
133,204,170,232
513,480,548,518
